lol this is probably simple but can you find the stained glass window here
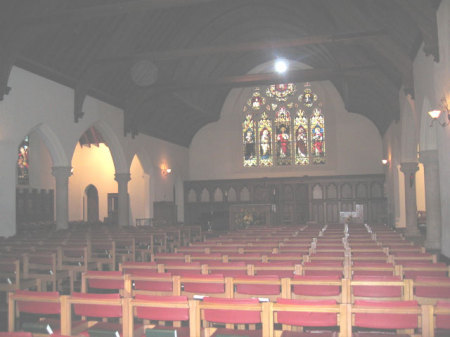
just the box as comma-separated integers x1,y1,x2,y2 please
242,82,325,167
258,112,273,166
17,136,29,185
243,114,257,167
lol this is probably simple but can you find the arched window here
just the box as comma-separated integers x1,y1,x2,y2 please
242,82,325,167
17,136,29,185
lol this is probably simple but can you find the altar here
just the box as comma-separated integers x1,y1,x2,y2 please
229,204,275,229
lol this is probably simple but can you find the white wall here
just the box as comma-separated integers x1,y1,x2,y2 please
189,74,384,180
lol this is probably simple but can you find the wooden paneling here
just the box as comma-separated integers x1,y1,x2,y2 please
16,187,54,228
184,174,386,230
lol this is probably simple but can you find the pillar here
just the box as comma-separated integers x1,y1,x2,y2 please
0,142,19,237
419,150,442,250
115,172,130,227
399,162,420,237
52,166,72,230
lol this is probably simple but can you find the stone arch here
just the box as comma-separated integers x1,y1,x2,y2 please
214,187,223,202
129,153,150,226
31,123,69,167
312,184,323,200
356,183,368,199
240,187,250,201
326,183,337,199
200,188,210,202
341,183,353,199
227,187,237,202
130,149,155,219
188,189,197,202
92,120,128,173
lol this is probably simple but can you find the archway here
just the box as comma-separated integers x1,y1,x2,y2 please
85,184,99,223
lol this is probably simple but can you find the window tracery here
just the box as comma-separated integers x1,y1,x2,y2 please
242,82,325,167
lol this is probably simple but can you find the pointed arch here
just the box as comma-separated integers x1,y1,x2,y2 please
92,120,128,173
32,123,69,167
129,153,150,226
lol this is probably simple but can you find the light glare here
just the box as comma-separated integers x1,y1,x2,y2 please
274,59,288,73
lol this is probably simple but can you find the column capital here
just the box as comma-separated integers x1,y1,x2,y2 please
419,149,439,165
399,162,419,174
52,166,73,178
115,172,131,183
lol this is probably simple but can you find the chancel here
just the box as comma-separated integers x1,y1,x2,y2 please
1,1,450,336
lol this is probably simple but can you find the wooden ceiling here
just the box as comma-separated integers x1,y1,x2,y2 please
1,0,441,146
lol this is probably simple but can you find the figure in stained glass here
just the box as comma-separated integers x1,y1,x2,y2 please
310,107,325,164
260,128,271,158
294,109,309,165
296,127,308,155
275,106,291,165
277,126,290,158
17,136,29,185
258,112,273,166
243,114,257,167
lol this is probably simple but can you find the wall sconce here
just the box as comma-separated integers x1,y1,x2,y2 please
428,97,449,127
381,159,389,166
161,165,172,176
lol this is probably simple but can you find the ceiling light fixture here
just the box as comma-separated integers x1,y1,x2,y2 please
274,59,288,74
161,165,172,176
428,97,449,127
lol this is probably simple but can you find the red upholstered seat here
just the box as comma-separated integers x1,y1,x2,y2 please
206,261,248,277
9,290,62,334
435,300,450,330
83,271,125,290
129,294,192,337
277,298,338,327
292,275,341,297
203,297,261,323
134,295,190,321
252,261,297,277
351,275,405,299
15,290,60,314
233,275,281,297
271,298,344,337
162,261,202,275
414,275,450,300
181,273,228,296
352,300,420,336
72,292,123,318
132,272,175,293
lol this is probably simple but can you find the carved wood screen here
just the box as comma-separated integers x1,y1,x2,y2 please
184,174,386,230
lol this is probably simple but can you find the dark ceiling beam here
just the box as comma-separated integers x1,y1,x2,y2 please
95,30,387,63
394,0,439,61
74,12,147,122
327,0,415,96
21,0,220,26
363,37,415,95
172,93,212,117
156,65,377,91
0,24,49,100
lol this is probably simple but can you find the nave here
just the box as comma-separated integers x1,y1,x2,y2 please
1,222,450,337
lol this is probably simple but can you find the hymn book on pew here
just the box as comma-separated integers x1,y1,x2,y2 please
145,328,177,337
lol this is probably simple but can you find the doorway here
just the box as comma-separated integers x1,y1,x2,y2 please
85,184,99,223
